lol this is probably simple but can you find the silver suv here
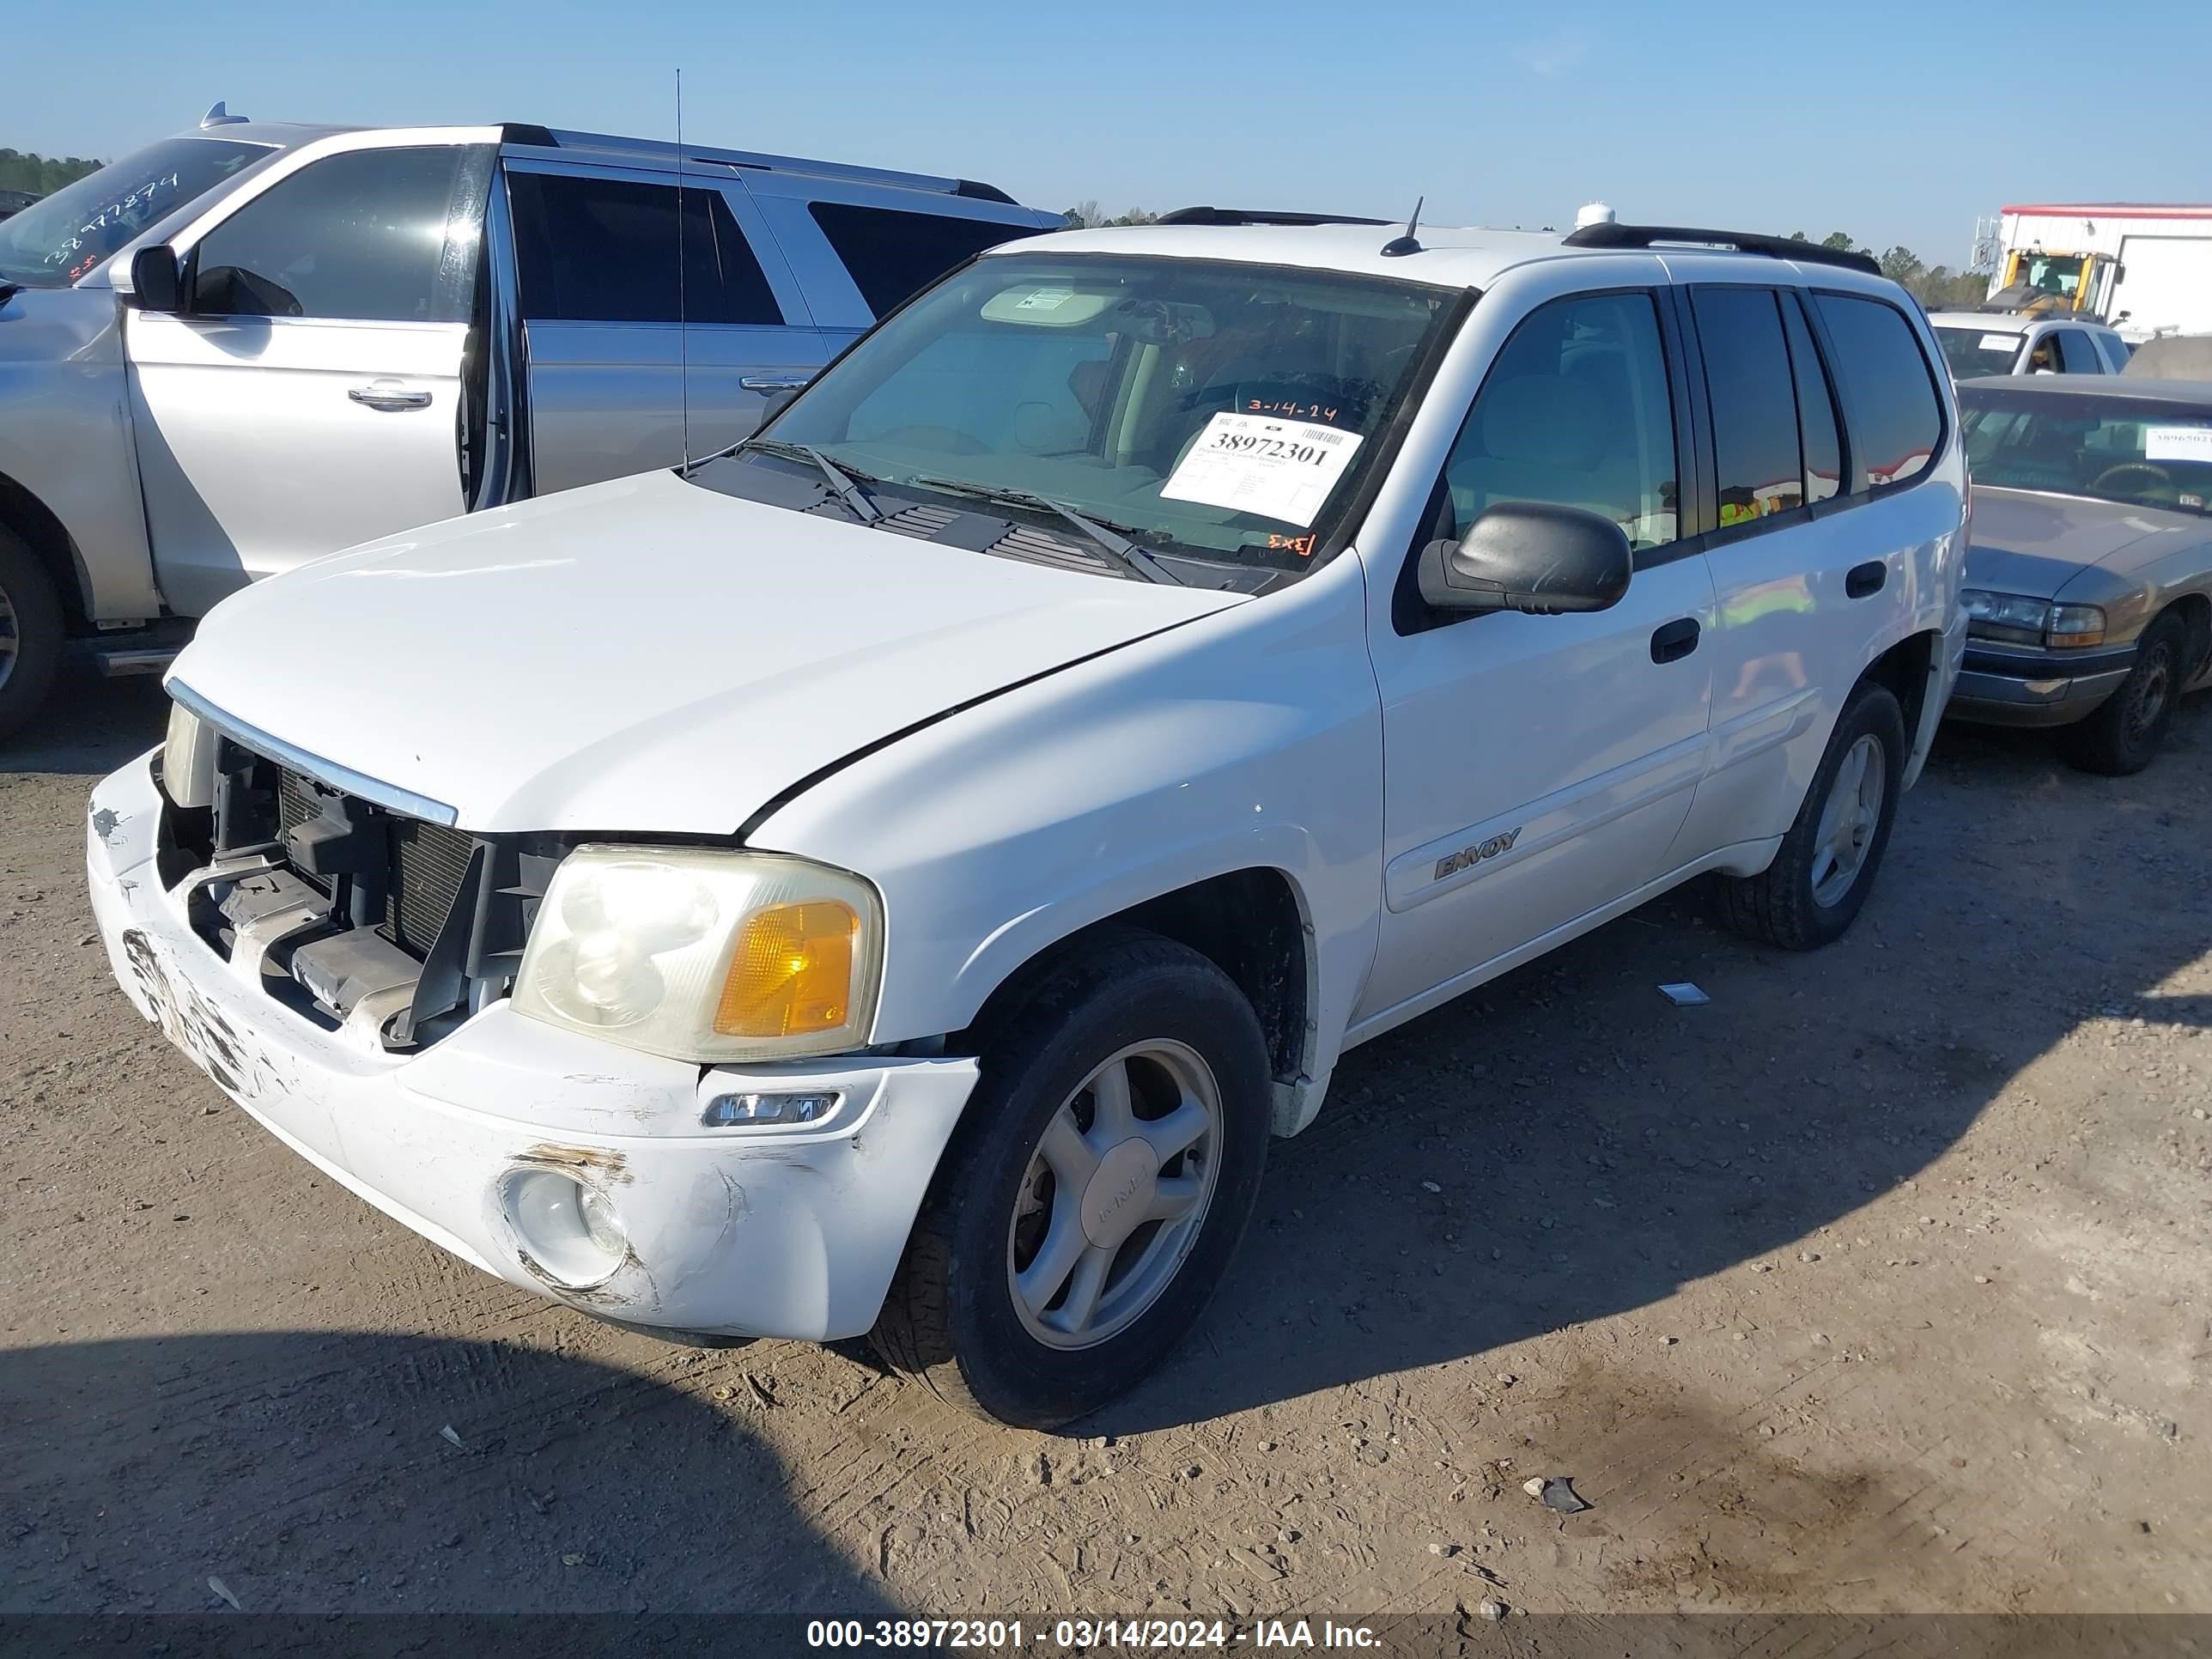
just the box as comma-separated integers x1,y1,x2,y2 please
0,107,1058,739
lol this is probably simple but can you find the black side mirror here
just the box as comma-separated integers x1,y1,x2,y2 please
128,245,183,313
1418,501,1633,615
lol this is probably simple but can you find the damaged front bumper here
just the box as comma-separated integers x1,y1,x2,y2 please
86,750,978,1342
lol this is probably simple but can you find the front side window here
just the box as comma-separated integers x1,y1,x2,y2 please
1811,294,1943,489
507,173,783,325
1933,325,2023,380
0,136,270,288
190,146,481,323
808,202,1034,318
711,252,1455,574
1960,389,2212,516
1438,290,1678,551
2054,330,2101,373
1692,288,1805,529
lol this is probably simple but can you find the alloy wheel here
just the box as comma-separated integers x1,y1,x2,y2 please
1810,733,1885,908
1006,1039,1224,1350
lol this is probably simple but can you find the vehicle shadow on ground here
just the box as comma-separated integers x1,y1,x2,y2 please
2,672,171,777
1093,701,2212,1432
0,1329,899,1618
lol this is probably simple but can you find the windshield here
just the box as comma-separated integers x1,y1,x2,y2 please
704,252,1456,574
1934,325,2022,380
0,136,271,288
1961,389,2212,516
2018,252,2086,300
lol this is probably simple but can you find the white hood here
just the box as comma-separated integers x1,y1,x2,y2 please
171,469,1243,834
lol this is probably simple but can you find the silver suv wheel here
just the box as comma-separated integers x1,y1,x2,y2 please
1006,1039,1223,1350
1809,732,1886,908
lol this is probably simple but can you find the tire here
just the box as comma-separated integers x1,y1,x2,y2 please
1718,679,1906,951
0,526,66,748
872,930,1272,1429
2058,612,2186,777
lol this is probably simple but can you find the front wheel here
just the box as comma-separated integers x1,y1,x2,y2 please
0,526,65,747
872,932,1272,1429
1717,679,1906,951
2058,612,2186,777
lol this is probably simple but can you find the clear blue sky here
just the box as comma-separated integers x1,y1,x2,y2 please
14,0,2212,266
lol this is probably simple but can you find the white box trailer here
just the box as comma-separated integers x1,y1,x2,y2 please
1991,204,2212,342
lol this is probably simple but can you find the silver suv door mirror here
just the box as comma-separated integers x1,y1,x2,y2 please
127,245,183,313
1417,501,1633,616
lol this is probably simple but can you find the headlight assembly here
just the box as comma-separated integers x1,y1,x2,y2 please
1960,588,2051,646
510,845,883,1062
161,698,218,810
1961,590,2106,649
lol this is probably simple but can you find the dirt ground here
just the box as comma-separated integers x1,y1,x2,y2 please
3,672,2208,1624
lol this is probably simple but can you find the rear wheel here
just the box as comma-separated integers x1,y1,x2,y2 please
872,932,1271,1429
1718,679,1905,951
2059,612,2186,777
0,526,65,746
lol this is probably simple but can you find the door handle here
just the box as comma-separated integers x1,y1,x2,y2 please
1650,617,1701,664
739,373,812,392
349,380,432,411
1846,560,1887,599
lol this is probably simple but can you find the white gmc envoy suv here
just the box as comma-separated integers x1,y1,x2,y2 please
87,214,1968,1427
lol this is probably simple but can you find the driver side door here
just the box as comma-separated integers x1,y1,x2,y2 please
125,139,491,615
1353,287,1717,1032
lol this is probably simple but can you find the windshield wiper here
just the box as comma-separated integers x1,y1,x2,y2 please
907,477,1184,586
731,436,884,523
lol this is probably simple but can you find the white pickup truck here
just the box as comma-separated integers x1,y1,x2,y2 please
88,216,1968,1427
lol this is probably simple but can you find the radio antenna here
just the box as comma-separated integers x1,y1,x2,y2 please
1380,196,1425,258
675,67,691,471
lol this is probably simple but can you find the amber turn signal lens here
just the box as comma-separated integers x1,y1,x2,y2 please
714,901,860,1039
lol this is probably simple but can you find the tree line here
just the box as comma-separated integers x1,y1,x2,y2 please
0,149,103,198
1786,230,1987,308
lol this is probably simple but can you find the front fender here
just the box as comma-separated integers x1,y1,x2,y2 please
746,556,1384,1109
0,285,162,620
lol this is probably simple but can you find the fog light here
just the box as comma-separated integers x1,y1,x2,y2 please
499,1169,628,1287
701,1090,842,1129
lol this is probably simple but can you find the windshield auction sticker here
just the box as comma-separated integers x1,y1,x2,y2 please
2144,425,2212,464
1162,412,1364,527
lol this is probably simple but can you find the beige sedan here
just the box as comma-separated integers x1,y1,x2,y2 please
1947,375,2212,773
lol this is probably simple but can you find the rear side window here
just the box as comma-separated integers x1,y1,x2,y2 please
2100,333,2133,371
1811,294,1943,489
807,202,1030,318
191,146,477,323
508,173,783,325
1782,295,1843,504
1691,288,1804,528
1440,290,1679,551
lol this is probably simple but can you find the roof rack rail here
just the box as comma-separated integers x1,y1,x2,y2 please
1155,207,1390,228
1561,221,1881,277
528,128,1014,202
